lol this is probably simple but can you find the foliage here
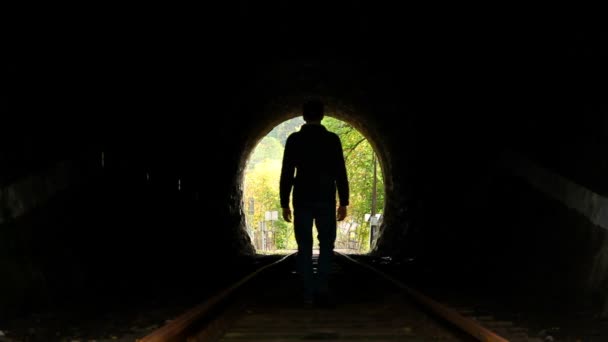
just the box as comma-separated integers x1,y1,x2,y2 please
246,136,283,170
243,115,384,253
243,159,287,249
266,117,305,146
323,116,384,252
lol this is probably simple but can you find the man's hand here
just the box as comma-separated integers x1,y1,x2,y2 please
337,205,347,221
282,207,292,222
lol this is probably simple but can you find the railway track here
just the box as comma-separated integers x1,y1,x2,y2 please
137,252,535,341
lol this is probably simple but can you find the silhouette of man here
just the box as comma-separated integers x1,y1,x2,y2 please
279,99,349,306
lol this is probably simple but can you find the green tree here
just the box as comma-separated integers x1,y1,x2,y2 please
244,116,384,253
323,116,384,252
247,136,283,170
268,117,305,146
243,159,295,250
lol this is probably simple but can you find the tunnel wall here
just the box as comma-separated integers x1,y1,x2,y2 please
373,30,606,313
4,11,604,320
0,162,82,318
3,46,262,319
499,151,608,309
387,101,607,312
0,151,256,320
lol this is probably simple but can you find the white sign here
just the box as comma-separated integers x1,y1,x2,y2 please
265,211,279,221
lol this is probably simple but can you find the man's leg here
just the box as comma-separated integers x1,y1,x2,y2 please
293,207,314,300
315,205,337,295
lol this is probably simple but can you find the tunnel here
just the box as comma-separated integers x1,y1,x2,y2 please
2,3,606,339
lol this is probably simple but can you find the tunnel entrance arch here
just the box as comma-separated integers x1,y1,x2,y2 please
242,114,386,254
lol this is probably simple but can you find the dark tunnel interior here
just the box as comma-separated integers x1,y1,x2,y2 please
2,3,606,338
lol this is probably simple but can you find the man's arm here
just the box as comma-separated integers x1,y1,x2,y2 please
334,135,349,221
279,135,296,221
337,205,347,221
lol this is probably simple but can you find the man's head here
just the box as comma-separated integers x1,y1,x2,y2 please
302,99,324,123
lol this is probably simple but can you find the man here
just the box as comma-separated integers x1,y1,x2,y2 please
279,99,349,306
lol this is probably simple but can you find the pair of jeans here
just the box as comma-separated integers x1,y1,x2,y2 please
293,204,337,296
